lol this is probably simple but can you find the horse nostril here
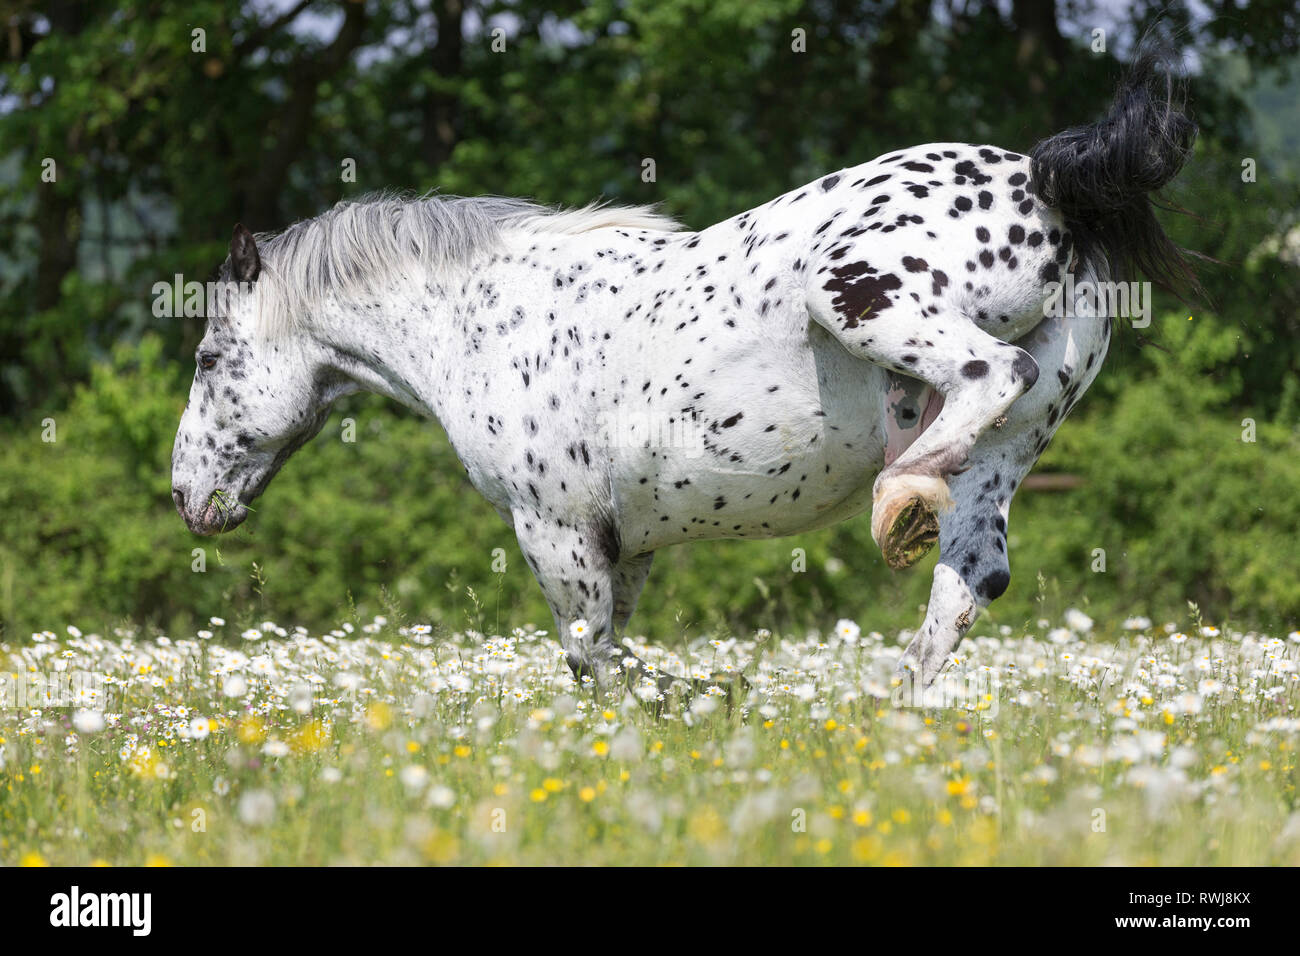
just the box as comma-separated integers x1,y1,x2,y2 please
172,488,185,512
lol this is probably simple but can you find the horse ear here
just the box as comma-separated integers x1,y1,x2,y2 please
230,223,261,283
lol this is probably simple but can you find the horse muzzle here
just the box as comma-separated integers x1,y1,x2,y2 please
172,486,249,535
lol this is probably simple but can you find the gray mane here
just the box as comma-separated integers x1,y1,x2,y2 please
247,192,681,336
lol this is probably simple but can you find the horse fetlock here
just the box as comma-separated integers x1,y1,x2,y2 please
897,632,952,689
565,653,614,689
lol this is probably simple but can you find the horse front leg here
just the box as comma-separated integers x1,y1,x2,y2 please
513,514,676,700
899,306,1111,685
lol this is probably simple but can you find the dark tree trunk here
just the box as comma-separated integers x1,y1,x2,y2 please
422,0,464,170
30,0,87,311
236,2,370,229
33,189,80,311
1011,0,1070,128
836,0,930,157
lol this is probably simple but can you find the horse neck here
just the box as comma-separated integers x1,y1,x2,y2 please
309,275,457,419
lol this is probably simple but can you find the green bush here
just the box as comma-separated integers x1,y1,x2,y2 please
1015,312,1300,628
2,325,1297,644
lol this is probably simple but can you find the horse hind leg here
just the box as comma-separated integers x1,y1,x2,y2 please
900,305,1111,685
870,316,1041,568
880,373,947,568
810,283,1040,568
808,239,1043,567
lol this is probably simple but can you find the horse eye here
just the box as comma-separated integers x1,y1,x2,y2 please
199,352,219,370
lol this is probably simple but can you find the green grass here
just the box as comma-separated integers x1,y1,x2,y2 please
2,612,1298,866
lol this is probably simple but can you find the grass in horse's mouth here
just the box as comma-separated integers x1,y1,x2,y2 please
208,489,253,530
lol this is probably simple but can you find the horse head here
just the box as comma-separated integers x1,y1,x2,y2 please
170,225,338,535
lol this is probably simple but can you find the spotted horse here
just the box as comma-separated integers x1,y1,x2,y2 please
172,56,1199,695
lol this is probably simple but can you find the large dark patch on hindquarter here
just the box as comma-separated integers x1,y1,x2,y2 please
823,261,902,329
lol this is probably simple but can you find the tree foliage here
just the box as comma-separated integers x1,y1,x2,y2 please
1,1,1297,638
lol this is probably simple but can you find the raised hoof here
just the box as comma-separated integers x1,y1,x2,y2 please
879,496,940,570
871,473,953,570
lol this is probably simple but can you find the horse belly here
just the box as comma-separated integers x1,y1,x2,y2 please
610,329,887,552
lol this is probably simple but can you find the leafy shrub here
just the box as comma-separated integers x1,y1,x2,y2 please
3,326,1297,644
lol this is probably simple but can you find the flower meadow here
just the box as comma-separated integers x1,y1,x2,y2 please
2,612,1298,866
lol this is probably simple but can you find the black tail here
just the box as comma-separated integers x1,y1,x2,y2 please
1030,52,1203,303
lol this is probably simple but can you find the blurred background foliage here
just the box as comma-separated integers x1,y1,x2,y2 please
1,0,1298,642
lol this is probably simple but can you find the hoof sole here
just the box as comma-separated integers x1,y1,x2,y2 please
872,474,952,570
880,497,940,569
